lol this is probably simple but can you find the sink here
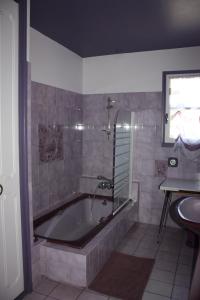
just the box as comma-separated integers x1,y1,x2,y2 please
178,197,200,223
171,196,200,300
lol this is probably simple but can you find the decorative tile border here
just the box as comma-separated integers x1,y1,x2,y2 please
39,124,64,162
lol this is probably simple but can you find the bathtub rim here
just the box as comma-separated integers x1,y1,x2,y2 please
33,193,130,249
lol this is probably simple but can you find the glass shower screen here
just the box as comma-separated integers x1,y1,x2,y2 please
112,110,133,213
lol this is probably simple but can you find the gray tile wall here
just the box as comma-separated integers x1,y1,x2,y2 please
31,82,83,218
81,92,199,225
31,85,199,223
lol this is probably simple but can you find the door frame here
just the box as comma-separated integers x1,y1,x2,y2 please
16,0,32,297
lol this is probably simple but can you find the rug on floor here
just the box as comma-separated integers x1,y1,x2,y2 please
89,251,154,300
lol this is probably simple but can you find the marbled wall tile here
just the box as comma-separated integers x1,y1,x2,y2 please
31,85,198,226
32,185,40,216
38,164,49,185
31,81,47,106
32,163,39,187
31,82,83,218
144,92,162,110
38,184,50,213
155,160,168,177
82,91,198,226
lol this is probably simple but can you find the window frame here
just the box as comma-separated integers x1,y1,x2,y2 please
162,69,200,147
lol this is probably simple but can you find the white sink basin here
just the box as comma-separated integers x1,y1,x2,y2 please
178,197,200,223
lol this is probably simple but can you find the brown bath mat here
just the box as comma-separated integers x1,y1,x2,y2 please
89,251,154,300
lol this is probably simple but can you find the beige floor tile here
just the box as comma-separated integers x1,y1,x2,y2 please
145,279,173,298
156,250,179,263
176,264,192,276
154,260,177,273
34,276,58,296
174,273,191,288
50,283,83,300
159,243,180,254
150,268,175,284
78,290,108,299
139,237,159,250
142,292,170,300
178,254,193,266
134,246,157,258
172,285,189,300
23,292,45,300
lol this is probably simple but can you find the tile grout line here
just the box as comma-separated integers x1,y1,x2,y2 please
170,232,186,299
131,226,150,254
47,281,60,297
143,228,186,299
142,227,162,298
143,290,171,299
41,280,61,299
75,286,86,300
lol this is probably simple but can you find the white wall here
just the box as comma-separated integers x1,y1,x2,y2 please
83,46,200,94
30,28,82,93
30,28,200,95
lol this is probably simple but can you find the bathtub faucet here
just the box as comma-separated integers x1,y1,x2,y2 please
97,175,113,190
97,175,111,181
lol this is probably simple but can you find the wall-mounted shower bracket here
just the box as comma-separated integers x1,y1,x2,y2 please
102,97,116,140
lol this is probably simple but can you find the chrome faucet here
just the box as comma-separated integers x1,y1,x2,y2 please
97,175,111,181
97,175,113,190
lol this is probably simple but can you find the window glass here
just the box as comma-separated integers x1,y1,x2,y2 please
163,72,200,144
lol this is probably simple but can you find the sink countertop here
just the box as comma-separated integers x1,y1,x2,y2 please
160,178,200,192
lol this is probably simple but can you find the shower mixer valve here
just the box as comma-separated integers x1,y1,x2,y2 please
97,175,114,190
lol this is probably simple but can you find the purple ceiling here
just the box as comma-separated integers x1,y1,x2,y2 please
31,0,200,58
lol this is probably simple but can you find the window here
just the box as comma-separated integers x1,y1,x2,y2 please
162,70,200,145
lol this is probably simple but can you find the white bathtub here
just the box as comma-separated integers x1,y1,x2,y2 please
34,195,114,248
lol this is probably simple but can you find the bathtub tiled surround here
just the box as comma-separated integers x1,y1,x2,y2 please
39,201,137,287
31,82,83,218
27,223,193,300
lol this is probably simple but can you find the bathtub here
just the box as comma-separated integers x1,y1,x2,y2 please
34,194,125,248
34,194,137,286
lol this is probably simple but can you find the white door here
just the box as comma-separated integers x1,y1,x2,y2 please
0,0,24,299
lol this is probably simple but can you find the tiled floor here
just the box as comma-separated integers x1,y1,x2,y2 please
24,223,194,300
